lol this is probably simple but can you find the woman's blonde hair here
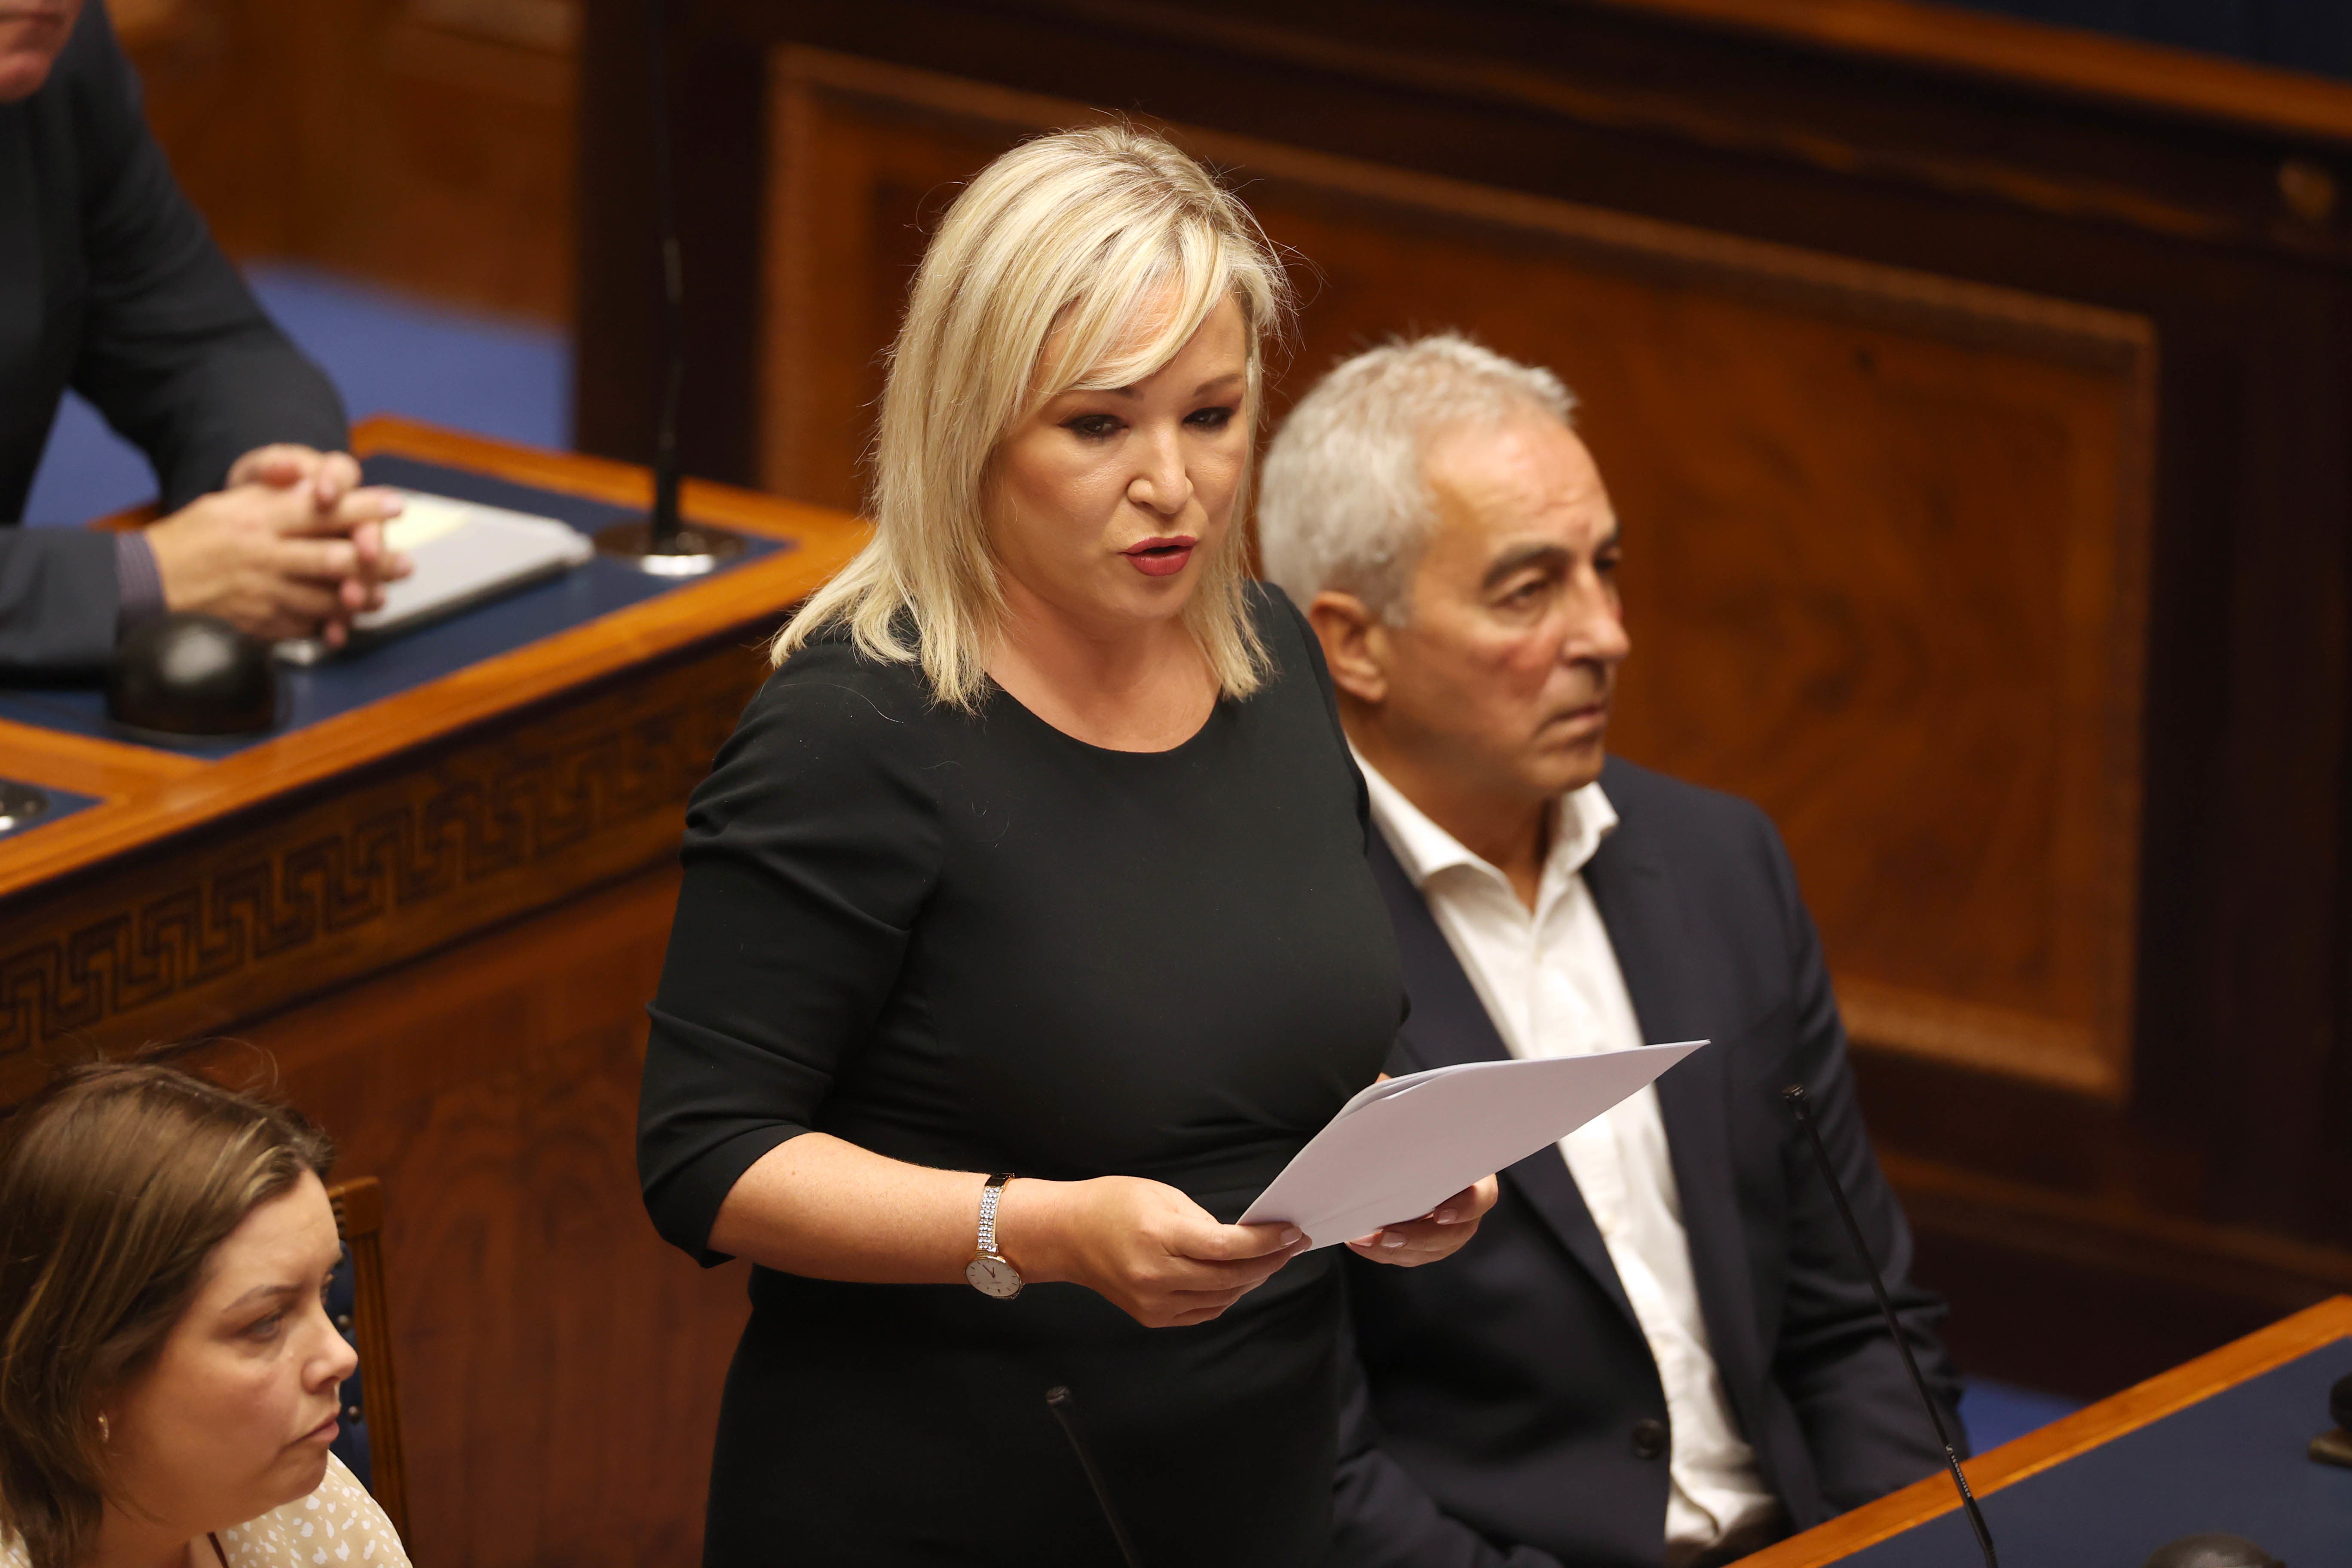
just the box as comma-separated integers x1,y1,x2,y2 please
772,123,1292,707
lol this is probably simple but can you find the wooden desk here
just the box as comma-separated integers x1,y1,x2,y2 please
0,417,870,1568
1746,1296,2352,1565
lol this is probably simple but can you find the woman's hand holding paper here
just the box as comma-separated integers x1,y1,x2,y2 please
1001,1175,1314,1328
1346,1174,1499,1266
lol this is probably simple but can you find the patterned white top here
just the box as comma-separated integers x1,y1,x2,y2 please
1,1455,408,1568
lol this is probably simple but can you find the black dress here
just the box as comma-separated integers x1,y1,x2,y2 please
638,586,1403,1566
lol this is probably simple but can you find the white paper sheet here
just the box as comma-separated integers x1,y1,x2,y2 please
1239,1041,1706,1247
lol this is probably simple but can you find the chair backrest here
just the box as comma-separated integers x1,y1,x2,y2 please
325,1177,409,1543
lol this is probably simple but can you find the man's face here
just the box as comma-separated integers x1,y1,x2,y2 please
0,2,78,102
1369,411,1629,804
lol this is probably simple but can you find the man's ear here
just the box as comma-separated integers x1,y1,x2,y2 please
1306,591,1389,706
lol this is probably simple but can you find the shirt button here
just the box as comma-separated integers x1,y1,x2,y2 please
1630,1418,1668,1460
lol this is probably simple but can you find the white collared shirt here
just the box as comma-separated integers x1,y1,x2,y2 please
1357,754,1780,1557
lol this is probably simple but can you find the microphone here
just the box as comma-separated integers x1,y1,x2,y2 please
1782,1085,1999,1568
2312,1369,2352,1468
593,0,745,577
1044,1385,1145,1568
1787,1087,2286,1568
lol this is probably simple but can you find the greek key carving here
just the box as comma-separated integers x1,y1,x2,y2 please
0,681,748,1060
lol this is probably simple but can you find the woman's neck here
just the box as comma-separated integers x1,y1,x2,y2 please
985,578,1215,753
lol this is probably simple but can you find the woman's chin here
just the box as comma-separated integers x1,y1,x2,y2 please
199,1448,332,1542
1105,566,1202,616
274,1443,335,1500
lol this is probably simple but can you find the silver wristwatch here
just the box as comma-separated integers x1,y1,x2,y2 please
965,1172,1023,1299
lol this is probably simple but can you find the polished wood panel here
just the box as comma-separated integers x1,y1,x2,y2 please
125,0,578,321
763,48,2154,1096
583,0,2352,1393
0,647,738,1083
243,869,744,1568
1737,1295,2352,1565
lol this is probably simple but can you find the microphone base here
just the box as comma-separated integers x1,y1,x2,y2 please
0,778,52,834
593,518,749,577
2312,1425,2352,1468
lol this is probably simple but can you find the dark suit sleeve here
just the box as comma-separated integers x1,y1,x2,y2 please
65,6,344,509
1760,821,1968,1507
0,528,118,673
1329,1314,1568,1568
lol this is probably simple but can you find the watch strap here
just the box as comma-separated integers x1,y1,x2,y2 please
977,1172,1014,1258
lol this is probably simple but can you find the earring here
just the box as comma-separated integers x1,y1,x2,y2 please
96,1414,110,1444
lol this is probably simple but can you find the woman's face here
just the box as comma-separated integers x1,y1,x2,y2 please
104,1172,355,1538
990,292,1251,638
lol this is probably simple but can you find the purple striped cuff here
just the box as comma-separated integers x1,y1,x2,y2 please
115,529,166,637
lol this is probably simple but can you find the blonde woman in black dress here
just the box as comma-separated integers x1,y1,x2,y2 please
637,126,1498,1565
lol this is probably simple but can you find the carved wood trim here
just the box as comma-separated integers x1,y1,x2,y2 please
767,46,2156,1097
0,644,761,1098
325,1176,409,1544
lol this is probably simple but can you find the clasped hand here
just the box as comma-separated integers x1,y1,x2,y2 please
144,444,413,646
999,1172,1498,1330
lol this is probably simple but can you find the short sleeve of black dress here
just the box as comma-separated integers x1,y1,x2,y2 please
639,585,1403,1568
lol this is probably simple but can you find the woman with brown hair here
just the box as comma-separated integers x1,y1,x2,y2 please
0,1060,410,1568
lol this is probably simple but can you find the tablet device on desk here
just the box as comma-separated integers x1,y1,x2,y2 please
275,490,594,665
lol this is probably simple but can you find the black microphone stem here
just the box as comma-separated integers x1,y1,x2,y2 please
646,0,684,548
1045,1386,1145,1568
1785,1085,1999,1568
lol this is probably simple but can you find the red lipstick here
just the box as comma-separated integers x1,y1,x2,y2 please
1121,535,1197,578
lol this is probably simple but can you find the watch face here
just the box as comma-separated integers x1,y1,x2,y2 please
965,1253,1023,1300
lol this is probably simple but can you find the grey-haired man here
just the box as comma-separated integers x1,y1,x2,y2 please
1259,335,1962,1568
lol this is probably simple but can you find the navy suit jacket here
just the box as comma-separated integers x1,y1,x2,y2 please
0,1,343,672
1331,756,1963,1568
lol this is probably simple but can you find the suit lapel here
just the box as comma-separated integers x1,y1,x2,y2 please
1583,771,1770,1435
1366,830,1638,1330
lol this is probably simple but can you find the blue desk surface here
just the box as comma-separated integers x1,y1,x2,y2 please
0,456,785,760
1848,1342,2352,1567
0,784,98,843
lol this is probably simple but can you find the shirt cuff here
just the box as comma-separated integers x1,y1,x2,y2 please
115,530,166,637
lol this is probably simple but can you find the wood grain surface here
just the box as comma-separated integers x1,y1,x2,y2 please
762,47,2154,1097
123,0,580,320
1733,1295,2352,1565
238,868,745,1568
